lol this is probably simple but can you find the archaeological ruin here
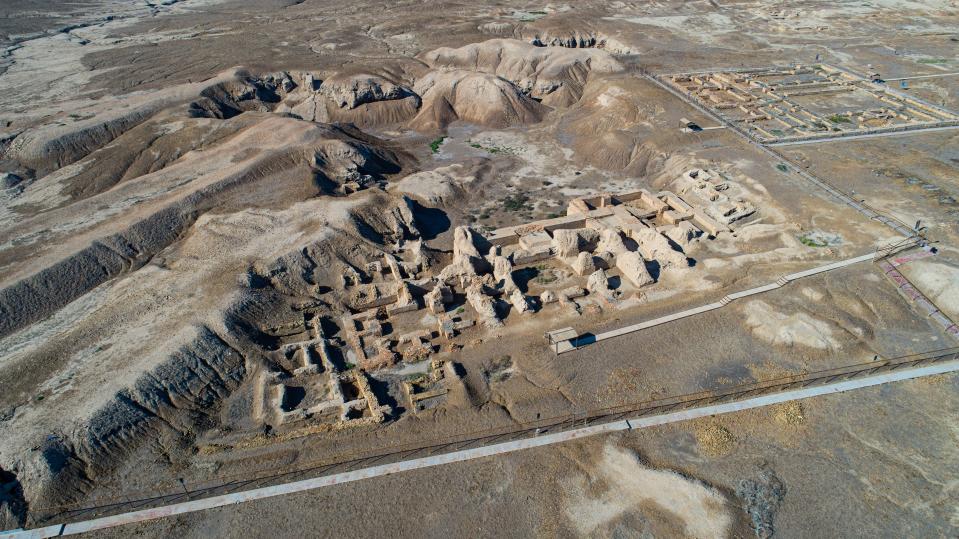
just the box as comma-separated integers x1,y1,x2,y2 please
247,168,759,431
664,64,959,143
355,169,752,332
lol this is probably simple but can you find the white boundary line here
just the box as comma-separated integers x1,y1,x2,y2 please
4,359,958,539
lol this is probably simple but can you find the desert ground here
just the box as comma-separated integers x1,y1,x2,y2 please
1,0,958,537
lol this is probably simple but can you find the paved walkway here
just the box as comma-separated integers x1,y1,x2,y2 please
767,125,959,146
557,253,876,353
5,357,957,539
884,72,959,82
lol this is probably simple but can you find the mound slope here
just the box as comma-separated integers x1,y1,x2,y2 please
419,38,623,107
0,114,410,339
410,70,548,131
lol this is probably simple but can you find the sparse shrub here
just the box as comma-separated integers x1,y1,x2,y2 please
484,355,514,383
466,140,517,154
533,267,558,285
502,193,530,212
799,236,827,247
798,231,841,248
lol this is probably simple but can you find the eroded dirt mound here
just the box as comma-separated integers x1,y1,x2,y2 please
54,113,251,203
388,164,475,206
4,69,282,177
518,15,635,54
0,467,25,530
319,72,416,109
419,38,623,107
410,70,548,131
0,113,412,340
277,70,423,128
189,71,293,119
0,188,422,515
559,76,681,175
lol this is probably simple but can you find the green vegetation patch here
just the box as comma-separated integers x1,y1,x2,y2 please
535,274,557,284
799,236,828,247
532,265,558,284
429,136,446,154
512,10,547,21
828,114,851,124
467,140,519,154
798,231,843,248
776,163,789,173
502,193,531,212
485,355,514,383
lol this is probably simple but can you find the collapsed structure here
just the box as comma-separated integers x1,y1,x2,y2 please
665,64,959,143
401,359,466,413
253,316,391,429
252,169,755,429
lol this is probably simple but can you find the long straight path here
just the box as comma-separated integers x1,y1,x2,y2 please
4,355,957,539
557,253,876,352
884,72,959,82
767,125,959,146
